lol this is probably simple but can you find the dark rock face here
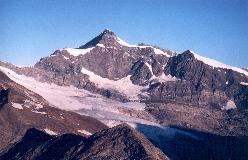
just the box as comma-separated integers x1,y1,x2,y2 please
136,123,248,160
130,60,152,85
79,46,134,80
0,89,9,108
0,125,169,160
153,50,248,110
79,29,121,49
234,85,248,110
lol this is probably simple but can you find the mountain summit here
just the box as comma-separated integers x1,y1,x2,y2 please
79,29,119,49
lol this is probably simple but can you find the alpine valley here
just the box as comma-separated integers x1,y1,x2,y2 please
0,29,248,160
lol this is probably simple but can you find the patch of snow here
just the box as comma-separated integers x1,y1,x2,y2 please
44,128,57,135
117,37,137,47
81,67,144,100
78,129,92,136
157,73,178,81
153,48,170,57
24,100,43,109
32,110,47,114
103,120,122,128
221,100,237,110
61,47,94,56
123,52,130,57
35,103,43,109
117,37,170,57
145,62,153,75
240,82,248,86
150,73,178,83
190,51,248,76
96,43,105,48
63,55,69,60
12,102,23,110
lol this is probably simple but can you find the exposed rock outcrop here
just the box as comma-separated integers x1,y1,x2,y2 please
0,124,169,160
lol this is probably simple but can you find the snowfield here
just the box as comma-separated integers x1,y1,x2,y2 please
221,100,237,110
78,129,92,136
60,47,95,56
240,82,248,86
12,102,23,110
190,50,248,76
117,37,171,57
81,67,145,100
0,66,152,126
44,128,57,135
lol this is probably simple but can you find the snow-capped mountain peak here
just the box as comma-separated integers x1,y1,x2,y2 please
50,29,175,60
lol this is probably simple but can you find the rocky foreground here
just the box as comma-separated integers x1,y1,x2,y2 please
0,124,168,160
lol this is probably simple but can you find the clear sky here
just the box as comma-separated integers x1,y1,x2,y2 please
0,0,248,67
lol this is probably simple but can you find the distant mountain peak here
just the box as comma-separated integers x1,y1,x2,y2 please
79,29,118,49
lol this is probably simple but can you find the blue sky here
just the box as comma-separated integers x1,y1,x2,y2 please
0,0,248,67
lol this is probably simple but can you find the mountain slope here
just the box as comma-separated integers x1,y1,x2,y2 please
0,70,107,151
0,124,169,160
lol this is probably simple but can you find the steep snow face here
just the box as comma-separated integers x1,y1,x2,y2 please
145,62,153,75
60,47,95,56
117,37,137,47
145,61,178,82
153,48,171,57
190,51,248,76
81,67,145,100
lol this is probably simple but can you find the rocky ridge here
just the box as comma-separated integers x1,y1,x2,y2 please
0,124,169,160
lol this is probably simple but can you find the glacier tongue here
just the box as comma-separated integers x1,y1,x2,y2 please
0,66,159,129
